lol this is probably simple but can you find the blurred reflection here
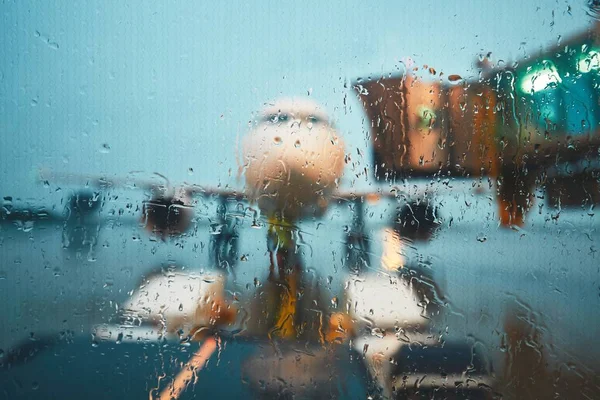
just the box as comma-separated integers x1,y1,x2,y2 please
344,195,495,398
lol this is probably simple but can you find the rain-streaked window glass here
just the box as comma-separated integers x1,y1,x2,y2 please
1,2,600,399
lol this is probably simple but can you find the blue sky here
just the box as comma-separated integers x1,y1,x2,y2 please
0,0,594,200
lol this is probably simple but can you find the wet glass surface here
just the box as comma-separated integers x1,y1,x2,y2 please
1,1,600,399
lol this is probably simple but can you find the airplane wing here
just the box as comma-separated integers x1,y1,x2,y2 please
0,205,63,225
182,183,247,201
38,168,247,201
38,168,169,191
331,190,395,204
29,169,256,239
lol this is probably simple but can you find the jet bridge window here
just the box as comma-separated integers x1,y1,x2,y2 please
562,73,597,135
517,55,600,136
517,60,564,134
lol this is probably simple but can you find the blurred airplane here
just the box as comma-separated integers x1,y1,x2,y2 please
4,24,600,400
4,98,495,398
28,98,414,264
34,99,389,229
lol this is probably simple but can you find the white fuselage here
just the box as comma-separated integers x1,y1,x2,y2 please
242,99,345,221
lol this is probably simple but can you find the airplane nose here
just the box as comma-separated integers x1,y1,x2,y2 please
243,121,345,220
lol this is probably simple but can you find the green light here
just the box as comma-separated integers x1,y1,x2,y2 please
519,60,562,94
417,106,436,129
578,50,600,73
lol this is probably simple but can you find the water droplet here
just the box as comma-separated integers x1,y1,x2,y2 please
273,136,282,145
100,143,111,153
370,327,385,338
331,296,339,308
448,74,463,82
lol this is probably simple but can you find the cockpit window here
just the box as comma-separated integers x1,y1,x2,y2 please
263,113,324,124
265,113,290,123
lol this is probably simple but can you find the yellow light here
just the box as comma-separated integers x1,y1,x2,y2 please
380,228,405,271
519,61,562,94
